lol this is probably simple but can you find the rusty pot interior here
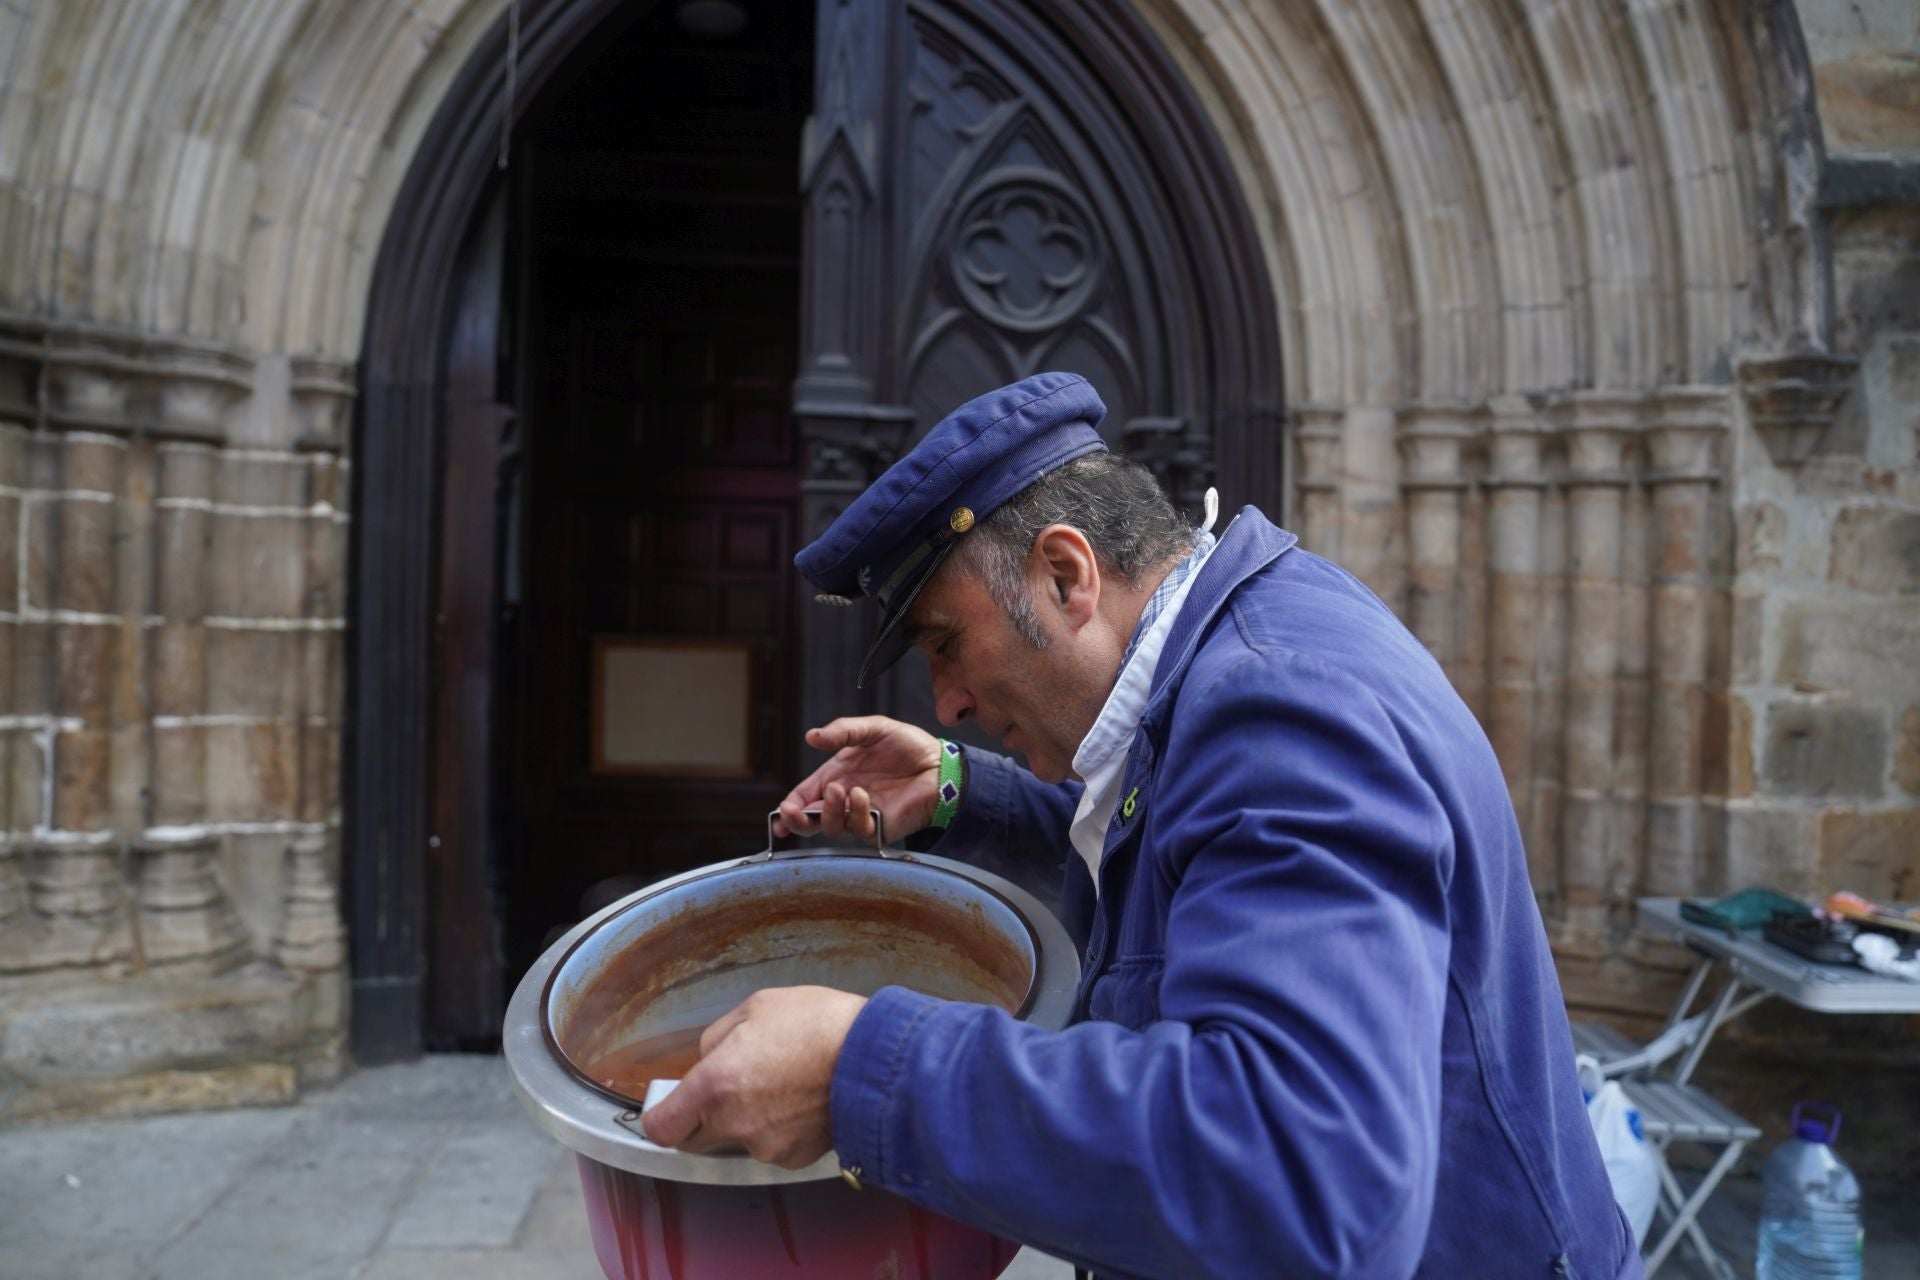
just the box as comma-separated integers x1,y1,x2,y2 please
544,854,1038,1106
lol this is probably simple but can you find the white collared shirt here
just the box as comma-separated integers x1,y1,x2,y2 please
1067,500,1219,894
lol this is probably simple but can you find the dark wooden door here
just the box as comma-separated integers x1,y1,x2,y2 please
499,2,812,978
792,0,1283,754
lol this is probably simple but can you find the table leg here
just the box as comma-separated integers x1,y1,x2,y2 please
1664,955,1716,1030
1673,976,1744,1086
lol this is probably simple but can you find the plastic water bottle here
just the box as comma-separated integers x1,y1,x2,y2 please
1755,1101,1863,1279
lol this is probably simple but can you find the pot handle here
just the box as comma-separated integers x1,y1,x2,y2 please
755,808,894,859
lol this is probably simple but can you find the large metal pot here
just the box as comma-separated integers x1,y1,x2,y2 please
504,817,1079,1280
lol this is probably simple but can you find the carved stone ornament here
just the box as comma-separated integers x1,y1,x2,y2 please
950,172,1104,335
1735,349,1859,467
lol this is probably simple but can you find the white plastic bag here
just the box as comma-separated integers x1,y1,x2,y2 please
1581,1067,1660,1246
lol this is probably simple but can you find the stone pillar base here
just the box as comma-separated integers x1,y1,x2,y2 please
0,962,346,1125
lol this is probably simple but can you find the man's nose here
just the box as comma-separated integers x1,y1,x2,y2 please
933,676,974,726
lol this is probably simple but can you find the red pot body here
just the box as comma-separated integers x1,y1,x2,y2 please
577,1155,1020,1280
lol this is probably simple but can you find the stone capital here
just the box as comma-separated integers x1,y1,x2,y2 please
1644,385,1731,483
1482,395,1551,489
1556,391,1649,487
1395,401,1480,493
1290,404,1344,493
290,355,356,452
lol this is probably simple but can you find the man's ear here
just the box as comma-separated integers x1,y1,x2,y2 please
1031,525,1099,629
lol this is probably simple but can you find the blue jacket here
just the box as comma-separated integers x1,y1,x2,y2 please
830,510,1641,1280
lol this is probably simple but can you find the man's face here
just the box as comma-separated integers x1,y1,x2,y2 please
900,555,1100,784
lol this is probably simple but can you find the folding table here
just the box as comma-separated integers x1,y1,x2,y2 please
1623,897,1920,1277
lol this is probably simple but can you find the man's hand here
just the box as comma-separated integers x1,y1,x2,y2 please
640,987,867,1169
775,717,943,841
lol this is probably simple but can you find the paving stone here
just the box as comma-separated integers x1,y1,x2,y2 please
384,1116,559,1249
511,1148,589,1251
143,1113,444,1280
0,1105,296,1244
353,1246,605,1280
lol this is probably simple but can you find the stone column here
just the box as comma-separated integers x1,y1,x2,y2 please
1483,398,1554,892
141,441,246,970
1641,388,1728,898
1292,405,1344,556
149,443,214,830
1611,423,1653,911
1398,403,1477,698
33,432,132,971
1556,394,1640,954
0,426,23,945
1339,405,1406,615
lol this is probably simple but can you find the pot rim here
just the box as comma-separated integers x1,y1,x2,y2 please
539,852,1045,1112
503,846,1079,1186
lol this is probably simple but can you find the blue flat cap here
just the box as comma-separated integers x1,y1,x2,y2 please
796,372,1108,686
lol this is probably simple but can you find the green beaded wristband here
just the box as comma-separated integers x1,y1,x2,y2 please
930,739,965,829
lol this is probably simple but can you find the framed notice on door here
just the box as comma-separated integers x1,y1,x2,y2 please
590,636,756,777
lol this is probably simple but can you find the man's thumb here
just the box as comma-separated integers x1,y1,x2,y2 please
639,1080,698,1148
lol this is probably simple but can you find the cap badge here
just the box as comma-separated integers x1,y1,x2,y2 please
949,507,975,534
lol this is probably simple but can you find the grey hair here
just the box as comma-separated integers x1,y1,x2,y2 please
951,452,1194,649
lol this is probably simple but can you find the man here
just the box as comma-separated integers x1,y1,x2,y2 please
644,372,1640,1279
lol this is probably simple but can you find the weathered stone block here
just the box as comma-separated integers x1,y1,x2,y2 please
1722,805,1820,896
1643,798,1701,898
1647,684,1705,793
298,630,338,718
54,620,113,720
1818,809,1920,901
208,629,302,718
6,726,44,834
156,442,217,502
1813,52,1920,151
0,1061,296,1124
215,453,305,508
208,515,304,617
149,621,206,716
152,505,211,617
298,724,338,823
21,494,53,612
60,435,124,496
1828,506,1920,592
54,495,115,614
149,723,207,826
1562,681,1617,790
0,492,18,605
0,968,306,1082
1729,588,1765,687
52,728,112,830
1897,705,1920,796
1760,700,1887,799
1724,694,1755,799
1775,597,1920,696
306,517,347,616
1737,500,1787,573
205,723,298,822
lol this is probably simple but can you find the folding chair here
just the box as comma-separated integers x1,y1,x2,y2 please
1572,954,1771,1280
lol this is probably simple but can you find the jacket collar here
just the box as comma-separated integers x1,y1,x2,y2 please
1141,507,1296,727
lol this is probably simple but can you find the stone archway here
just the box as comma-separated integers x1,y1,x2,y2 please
0,0,1865,1102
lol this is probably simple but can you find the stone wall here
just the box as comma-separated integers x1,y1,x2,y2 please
0,320,352,1120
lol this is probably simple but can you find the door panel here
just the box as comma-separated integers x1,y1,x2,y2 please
794,0,1284,760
